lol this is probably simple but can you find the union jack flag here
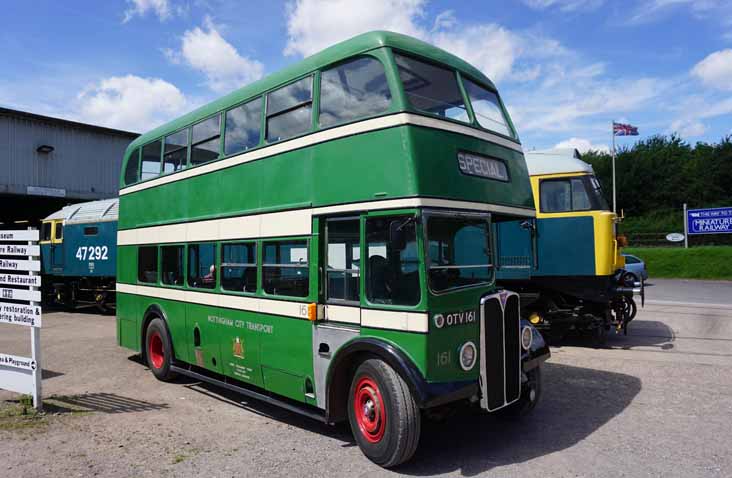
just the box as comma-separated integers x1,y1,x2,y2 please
613,122,639,136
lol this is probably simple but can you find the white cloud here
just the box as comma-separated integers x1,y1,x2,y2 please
432,25,521,83
123,0,172,22
284,0,426,57
554,137,610,153
691,49,732,91
628,0,732,25
669,119,707,138
77,75,187,131
166,17,264,94
521,0,604,12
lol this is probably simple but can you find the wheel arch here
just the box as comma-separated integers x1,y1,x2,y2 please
324,337,429,423
140,304,173,362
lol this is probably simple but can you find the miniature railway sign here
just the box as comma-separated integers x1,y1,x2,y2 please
687,206,732,235
0,229,42,409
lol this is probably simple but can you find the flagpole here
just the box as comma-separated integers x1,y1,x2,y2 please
612,121,617,213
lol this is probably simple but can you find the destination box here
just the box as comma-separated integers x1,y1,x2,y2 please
0,273,41,288
0,230,39,242
0,258,41,272
0,287,41,302
0,244,40,256
0,353,37,371
0,302,42,327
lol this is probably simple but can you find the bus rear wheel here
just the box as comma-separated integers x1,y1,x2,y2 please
348,358,421,468
145,318,177,382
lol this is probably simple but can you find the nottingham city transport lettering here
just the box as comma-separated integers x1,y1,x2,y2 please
208,315,274,334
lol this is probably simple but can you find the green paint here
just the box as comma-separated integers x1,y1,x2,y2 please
117,31,535,411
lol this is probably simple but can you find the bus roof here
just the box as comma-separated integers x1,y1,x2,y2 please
126,30,497,153
524,148,594,176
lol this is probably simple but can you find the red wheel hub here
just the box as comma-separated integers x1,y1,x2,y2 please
354,376,386,443
149,331,164,370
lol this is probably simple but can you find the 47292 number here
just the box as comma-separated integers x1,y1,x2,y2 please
75,246,109,261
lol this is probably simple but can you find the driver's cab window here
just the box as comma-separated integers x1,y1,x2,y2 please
365,215,420,306
53,221,63,243
40,222,52,242
540,177,591,213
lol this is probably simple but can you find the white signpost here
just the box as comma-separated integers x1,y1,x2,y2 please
0,229,42,410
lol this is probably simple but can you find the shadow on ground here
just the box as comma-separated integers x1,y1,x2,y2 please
555,319,676,350
172,361,640,474
397,361,641,475
47,393,169,414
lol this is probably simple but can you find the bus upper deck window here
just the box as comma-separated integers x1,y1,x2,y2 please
124,149,140,185
319,57,392,128
224,98,262,156
266,76,313,143
191,115,221,166
394,54,468,123
164,128,189,173
141,140,162,181
463,79,514,138
365,216,420,306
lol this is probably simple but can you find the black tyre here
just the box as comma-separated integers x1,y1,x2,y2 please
348,358,421,468
145,318,178,382
497,367,542,419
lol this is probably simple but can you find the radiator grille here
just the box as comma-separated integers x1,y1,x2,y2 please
480,291,521,411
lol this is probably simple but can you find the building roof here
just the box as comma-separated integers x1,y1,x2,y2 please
125,30,499,153
524,148,594,176
44,198,119,224
0,107,139,138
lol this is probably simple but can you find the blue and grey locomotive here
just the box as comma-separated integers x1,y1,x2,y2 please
40,198,118,310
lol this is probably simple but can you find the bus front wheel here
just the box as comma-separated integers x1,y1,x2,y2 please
145,318,177,382
347,358,421,468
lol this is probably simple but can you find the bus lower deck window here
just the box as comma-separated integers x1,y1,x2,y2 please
188,243,217,289
263,240,309,297
161,245,185,286
138,246,158,283
221,242,257,293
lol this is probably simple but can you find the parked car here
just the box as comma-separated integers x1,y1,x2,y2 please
622,254,648,282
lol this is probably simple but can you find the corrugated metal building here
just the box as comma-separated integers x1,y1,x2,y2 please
0,107,138,225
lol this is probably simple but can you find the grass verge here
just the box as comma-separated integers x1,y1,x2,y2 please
625,246,732,280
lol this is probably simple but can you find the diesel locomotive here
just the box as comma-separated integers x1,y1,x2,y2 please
495,148,643,343
40,198,118,311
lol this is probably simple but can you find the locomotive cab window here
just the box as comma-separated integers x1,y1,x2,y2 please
540,176,608,213
40,222,52,242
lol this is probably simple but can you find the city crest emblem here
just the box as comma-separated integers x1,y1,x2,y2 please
233,337,245,359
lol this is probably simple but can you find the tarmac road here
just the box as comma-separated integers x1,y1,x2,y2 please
1,278,731,477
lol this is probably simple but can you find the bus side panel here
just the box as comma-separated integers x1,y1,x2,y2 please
260,315,314,403
185,302,223,374
533,216,595,277
117,128,415,230
116,292,140,351
117,246,137,285
359,328,429,377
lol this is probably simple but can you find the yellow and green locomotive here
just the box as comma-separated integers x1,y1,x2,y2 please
495,148,643,343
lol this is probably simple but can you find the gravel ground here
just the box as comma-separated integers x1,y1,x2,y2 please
1,286,731,478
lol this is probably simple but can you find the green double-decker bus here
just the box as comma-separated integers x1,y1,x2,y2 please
116,31,550,467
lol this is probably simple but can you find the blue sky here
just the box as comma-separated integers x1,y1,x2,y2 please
2,0,731,152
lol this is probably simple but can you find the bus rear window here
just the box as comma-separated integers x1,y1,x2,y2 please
394,54,468,122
